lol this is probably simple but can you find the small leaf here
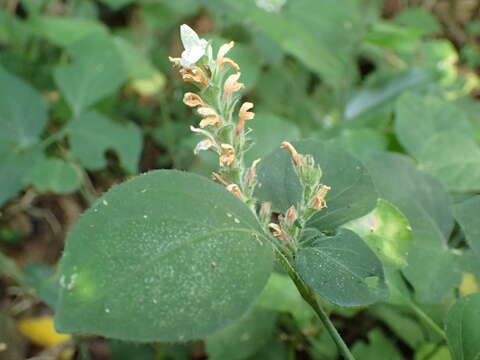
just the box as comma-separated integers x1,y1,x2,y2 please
54,34,128,116
445,293,480,360
344,199,413,268
67,111,142,174
206,307,276,360
55,170,273,342
256,140,378,231
295,228,388,307
25,158,81,194
352,329,403,360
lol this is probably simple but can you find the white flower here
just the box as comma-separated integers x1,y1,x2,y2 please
180,24,208,67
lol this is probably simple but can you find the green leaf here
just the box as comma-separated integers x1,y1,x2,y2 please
0,66,48,155
108,340,155,360
365,153,461,303
445,293,480,360
55,170,273,342
395,93,473,159
345,199,413,268
67,111,142,174
454,196,480,254
256,140,378,231
54,34,128,116
0,148,43,206
25,158,81,194
206,307,277,360
208,0,361,92
28,15,107,47
418,132,480,192
296,228,388,307
393,6,442,36
345,69,433,121
352,329,403,360
328,128,388,160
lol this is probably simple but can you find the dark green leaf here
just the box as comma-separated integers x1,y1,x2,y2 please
55,170,273,342
256,140,378,231
445,293,480,360
24,263,59,309
296,228,388,307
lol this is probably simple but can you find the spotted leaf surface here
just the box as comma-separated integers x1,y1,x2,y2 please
295,228,388,307
55,170,273,342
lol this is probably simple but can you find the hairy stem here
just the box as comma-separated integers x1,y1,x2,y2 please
276,248,356,360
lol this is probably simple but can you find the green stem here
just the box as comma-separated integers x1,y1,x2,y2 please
407,301,447,340
276,248,356,360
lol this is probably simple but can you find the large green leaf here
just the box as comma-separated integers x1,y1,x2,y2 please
295,228,388,307
445,293,480,360
255,140,378,232
0,66,48,156
454,196,480,254
365,153,461,303
28,16,107,47
54,34,128,116
67,111,142,174
345,199,413,269
55,170,273,342
25,158,82,194
206,0,361,92
418,132,480,192
206,307,276,360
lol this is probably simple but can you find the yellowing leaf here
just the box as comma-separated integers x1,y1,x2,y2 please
18,316,71,347
460,273,480,296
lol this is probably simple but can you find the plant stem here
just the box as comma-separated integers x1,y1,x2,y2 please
276,248,356,360
407,301,447,340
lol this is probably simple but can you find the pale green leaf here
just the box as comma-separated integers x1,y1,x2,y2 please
345,199,413,268
352,329,403,360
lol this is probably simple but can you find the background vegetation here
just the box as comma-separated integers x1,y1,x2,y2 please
1,0,480,359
